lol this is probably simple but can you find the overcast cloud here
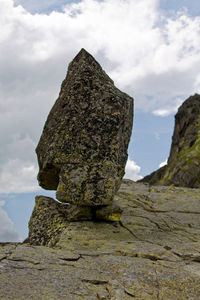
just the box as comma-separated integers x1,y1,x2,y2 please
124,159,143,181
0,200,20,241
0,0,200,193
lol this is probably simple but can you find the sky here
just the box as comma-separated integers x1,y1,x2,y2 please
1,0,200,242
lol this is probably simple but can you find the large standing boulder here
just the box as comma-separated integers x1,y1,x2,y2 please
36,49,133,212
141,94,200,187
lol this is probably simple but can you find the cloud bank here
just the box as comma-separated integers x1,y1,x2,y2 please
0,201,20,242
1,0,200,192
124,158,143,181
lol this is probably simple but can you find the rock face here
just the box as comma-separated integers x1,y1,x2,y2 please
141,94,200,187
1,180,200,299
36,48,133,212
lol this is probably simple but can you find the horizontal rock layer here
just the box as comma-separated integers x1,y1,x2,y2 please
1,180,200,299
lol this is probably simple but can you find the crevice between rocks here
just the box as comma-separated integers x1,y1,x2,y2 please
124,288,135,298
0,244,19,263
59,255,81,262
172,251,200,263
131,214,164,231
119,220,140,240
0,256,7,262
81,279,108,285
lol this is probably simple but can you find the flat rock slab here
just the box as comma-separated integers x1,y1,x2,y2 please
1,180,200,299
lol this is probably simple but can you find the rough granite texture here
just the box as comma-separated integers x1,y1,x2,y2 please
36,48,133,207
1,180,200,299
141,94,200,188
27,195,123,246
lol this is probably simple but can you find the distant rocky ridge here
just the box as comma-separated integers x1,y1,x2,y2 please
141,93,200,188
36,48,133,221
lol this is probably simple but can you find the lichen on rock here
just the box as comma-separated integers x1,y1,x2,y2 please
141,93,200,188
35,48,133,220
4,180,200,299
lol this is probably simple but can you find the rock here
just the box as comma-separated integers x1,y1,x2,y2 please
1,180,200,299
95,202,122,221
27,196,94,246
28,197,122,247
141,94,200,187
36,48,133,209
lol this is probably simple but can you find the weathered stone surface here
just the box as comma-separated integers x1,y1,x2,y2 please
27,197,122,245
36,48,133,207
2,180,200,299
27,196,95,246
141,94,200,187
95,202,122,222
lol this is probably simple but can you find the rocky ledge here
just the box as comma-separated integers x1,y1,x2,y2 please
1,180,200,299
141,94,200,188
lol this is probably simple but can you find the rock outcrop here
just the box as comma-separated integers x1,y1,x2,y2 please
36,48,133,220
141,94,200,188
1,180,200,299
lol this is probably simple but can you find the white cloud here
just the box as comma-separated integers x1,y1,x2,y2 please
0,0,200,192
0,133,40,193
124,158,143,181
0,159,39,194
0,200,20,242
159,158,167,168
153,98,182,116
153,109,175,117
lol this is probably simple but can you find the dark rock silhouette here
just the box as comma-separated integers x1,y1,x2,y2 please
35,48,133,220
141,94,200,187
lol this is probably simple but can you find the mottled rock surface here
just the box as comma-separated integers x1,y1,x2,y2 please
141,94,200,187
27,196,122,246
1,180,200,299
36,48,133,207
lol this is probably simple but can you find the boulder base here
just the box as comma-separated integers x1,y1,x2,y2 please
1,180,200,299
